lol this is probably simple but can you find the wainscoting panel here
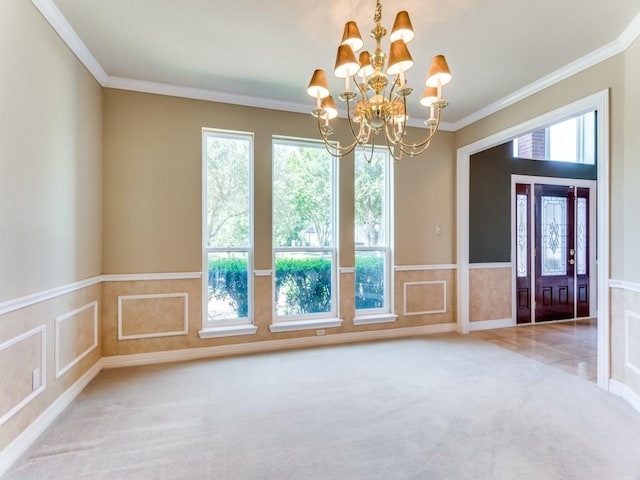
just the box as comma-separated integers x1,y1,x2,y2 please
610,282,640,404
394,268,456,325
118,293,188,340
626,310,640,376
55,302,98,379
404,281,447,316
469,266,512,323
0,326,46,427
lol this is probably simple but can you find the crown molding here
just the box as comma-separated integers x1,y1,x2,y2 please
33,0,640,132
104,76,312,116
618,9,640,51
31,0,108,84
451,10,640,130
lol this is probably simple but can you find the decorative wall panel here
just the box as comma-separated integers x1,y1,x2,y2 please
403,281,447,316
0,326,46,426
118,293,188,340
55,302,98,378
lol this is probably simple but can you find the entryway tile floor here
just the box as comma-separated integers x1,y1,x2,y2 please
470,318,597,382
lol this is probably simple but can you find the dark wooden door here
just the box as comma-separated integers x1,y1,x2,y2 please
534,184,575,322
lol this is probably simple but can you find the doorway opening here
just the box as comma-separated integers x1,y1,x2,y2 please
456,90,610,389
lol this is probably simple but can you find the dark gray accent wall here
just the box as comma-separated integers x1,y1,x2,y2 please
469,142,597,263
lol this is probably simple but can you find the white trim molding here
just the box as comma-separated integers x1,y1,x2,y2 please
0,273,200,318
0,358,103,478
269,318,343,333
395,264,457,272
199,324,258,339
468,318,515,332
102,272,201,282
625,310,640,377
0,326,47,427
55,301,99,379
403,280,447,316
117,293,189,340
339,267,356,274
469,263,513,270
353,314,398,326
32,0,640,132
0,276,101,316
609,379,640,416
30,0,108,84
609,279,640,294
451,11,640,130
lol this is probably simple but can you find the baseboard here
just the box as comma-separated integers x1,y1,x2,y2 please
102,323,457,368
0,358,104,477
468,318,514,331
609,379,640,415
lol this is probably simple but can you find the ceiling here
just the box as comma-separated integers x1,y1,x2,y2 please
43,0,640,129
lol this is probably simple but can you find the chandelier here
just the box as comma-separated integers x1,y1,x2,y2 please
306,0,452,162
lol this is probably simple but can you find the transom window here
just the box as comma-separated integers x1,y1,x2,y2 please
202,129,253,326
272,138,337,320
513,111,596,164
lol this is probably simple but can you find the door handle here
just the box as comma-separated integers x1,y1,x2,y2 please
569,259,575,265
570,249,575,256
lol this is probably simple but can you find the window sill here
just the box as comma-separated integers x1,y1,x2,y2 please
269,318,343,333
353,313,398,326
198,324,258,339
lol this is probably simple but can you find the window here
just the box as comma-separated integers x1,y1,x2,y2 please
203,129,253,326
354,148,392,315
513,111,596,164
272,138,337,320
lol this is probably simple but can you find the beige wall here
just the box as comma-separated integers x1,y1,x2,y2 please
608,36,640,394
103,89,456,274
101,90,457,352
0,1,103,302
0,0,103,456
623,37,640,283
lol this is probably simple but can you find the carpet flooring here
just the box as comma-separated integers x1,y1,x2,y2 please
4,334,640,479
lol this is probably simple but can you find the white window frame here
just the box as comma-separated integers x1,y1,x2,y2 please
201,128,255,334
271,137,339,325
354,147,395,322
512,110,596,165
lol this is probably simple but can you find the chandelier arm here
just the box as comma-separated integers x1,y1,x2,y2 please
359,129,378,164
383,128,404,162
344,85,365,143
388,75,399,102
395,109,443,151
317,115,358,158
383,119,400,145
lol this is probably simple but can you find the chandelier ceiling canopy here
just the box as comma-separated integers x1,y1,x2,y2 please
307,0,452,162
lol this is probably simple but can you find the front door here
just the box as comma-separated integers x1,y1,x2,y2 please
535,184,575,322
515,181,591,323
